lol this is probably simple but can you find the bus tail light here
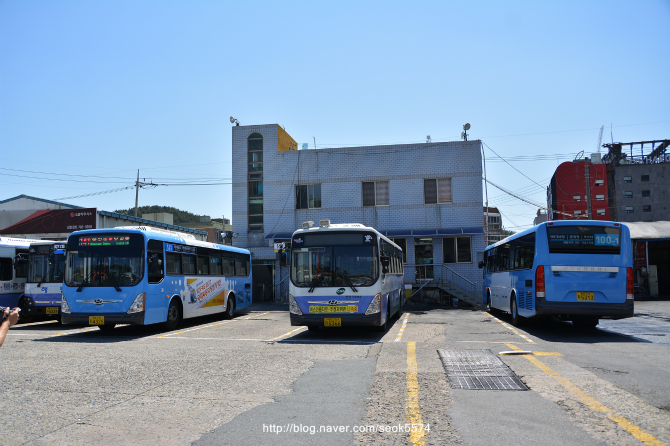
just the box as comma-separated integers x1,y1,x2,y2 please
535,266,545,298
626,267,634,300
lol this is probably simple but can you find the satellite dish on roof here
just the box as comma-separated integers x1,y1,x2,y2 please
464,123,471,131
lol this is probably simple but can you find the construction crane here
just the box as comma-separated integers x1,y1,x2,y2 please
595,125,604,153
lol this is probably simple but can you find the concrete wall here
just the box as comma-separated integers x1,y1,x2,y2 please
613,163,670,222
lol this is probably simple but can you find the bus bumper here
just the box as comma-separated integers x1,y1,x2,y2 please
535,297,634,319
61,312,145,326
290,312,383,327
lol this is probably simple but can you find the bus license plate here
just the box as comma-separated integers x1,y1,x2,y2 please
46,307,59,315
309,306,358,313
324,318,341,327
89,316,104,325
576,292,595,301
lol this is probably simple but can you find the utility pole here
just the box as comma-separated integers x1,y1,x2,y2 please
584,158,592,219
134,169,140,218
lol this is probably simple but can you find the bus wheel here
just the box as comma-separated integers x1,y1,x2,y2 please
487,292,497,314
165,298,182,331
17,297,33,323
376,303,390,332
98,324,116,332
573,317,598,329
224,295,236,319
510,294,523,327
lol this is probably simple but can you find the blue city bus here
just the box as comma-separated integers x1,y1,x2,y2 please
20,241,67,322
289,221,404,331
481,220,633,328
0,237,44,312
61,226,252,331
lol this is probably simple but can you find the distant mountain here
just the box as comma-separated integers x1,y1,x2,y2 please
113,205,204,225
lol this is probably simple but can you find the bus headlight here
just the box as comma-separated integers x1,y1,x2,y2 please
289,294,302,315
365,293,382,315
61,294,71,314
128,293,145,314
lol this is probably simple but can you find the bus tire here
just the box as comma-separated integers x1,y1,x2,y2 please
165,298,182,331
98,324,116,332
510,294,523,327
487,291,497,314
224,295,235,319
376,301,390,332
17,296,33,323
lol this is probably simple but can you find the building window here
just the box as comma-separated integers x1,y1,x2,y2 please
362,181,389,206
623,176,632,183
641,175,649,182
574,210,582,216
596,194,605,201
624,191,633,198
424,178,452,204
390,238,407,263
642,190,650,197
443,237,472,263
643,205,651,212
573,196,581,202
597,209,606,216
626,206,634,213
296,184,322,209
595,179,604,186
248,132,263,232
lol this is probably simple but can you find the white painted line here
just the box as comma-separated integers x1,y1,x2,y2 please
15,320,59,327
158,312,269,338
394,313,410,343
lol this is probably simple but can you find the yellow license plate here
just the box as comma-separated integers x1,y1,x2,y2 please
309,306,358,314
89,316,104,325
324,318,341,327
576,292,595,301
46,307,59,315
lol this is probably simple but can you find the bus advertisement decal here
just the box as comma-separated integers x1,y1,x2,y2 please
184,277,230,309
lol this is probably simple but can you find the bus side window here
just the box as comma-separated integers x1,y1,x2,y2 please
14,252,28,278
210,257,222,275
183,254,196,275
223,255,235,276
197,256,209,275
166,253,181,275
147,240,164,284
0,257,12,280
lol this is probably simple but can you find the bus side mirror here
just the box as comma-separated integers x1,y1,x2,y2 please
478,261,485,269
381,256,390,274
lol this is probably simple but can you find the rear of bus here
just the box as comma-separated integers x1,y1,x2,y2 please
288,227,389,329
535,221,633,323
22,242,65,320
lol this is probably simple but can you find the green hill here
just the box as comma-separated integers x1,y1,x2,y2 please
113,206,204,225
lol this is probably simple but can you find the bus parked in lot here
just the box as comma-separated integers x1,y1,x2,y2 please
0,237,46,313
20,241,67,321
289,221,404,331
61,226,252,331
481,220,633,328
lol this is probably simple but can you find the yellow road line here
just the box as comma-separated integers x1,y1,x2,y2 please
394,313,410,342
486,312,536,343
406,341,426,446
504,343,666,446
158,312,269,338
268,326,306,341
14,320,59,327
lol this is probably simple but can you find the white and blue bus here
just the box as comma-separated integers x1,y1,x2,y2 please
1,237,47,313
481,220,633,328
20,241,67,322
289,221,404,331
61,226,252,331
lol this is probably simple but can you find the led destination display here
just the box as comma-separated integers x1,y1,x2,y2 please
79,236,131,247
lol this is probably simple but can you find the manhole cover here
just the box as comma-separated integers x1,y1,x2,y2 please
437,349,528,391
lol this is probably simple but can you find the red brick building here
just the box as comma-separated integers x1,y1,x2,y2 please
548,159,610,220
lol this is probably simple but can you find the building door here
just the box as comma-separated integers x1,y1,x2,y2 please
252,260,274,302
414,238,434,280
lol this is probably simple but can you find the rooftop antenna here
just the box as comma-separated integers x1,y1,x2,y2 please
461,123,470,141
230,116,240,126
595,125,604,153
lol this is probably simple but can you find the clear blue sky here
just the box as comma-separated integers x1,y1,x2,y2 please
1,0,668,231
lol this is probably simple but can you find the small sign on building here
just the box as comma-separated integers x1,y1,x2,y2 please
274,242,286,252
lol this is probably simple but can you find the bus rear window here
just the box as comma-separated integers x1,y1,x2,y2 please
547,226,621,254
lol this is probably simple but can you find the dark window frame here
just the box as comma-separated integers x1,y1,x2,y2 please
424,178,453,204
362,181,390,207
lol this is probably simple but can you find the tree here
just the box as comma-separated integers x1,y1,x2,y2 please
113,205,204,225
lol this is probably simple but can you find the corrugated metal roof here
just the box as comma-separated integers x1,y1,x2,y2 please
623,221,670,240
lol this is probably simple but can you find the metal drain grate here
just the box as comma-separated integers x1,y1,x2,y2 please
437,349,528,391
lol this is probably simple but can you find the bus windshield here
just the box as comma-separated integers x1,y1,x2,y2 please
28,253,65,283
65,234,144,288
291,245,378,288
546,225,621,255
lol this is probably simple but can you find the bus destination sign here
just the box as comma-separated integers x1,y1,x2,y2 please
79,236,131,247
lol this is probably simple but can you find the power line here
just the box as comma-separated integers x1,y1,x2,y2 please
482,142,547,192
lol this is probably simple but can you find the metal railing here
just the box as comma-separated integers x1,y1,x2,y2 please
404,263,481,308
274,275,290,303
